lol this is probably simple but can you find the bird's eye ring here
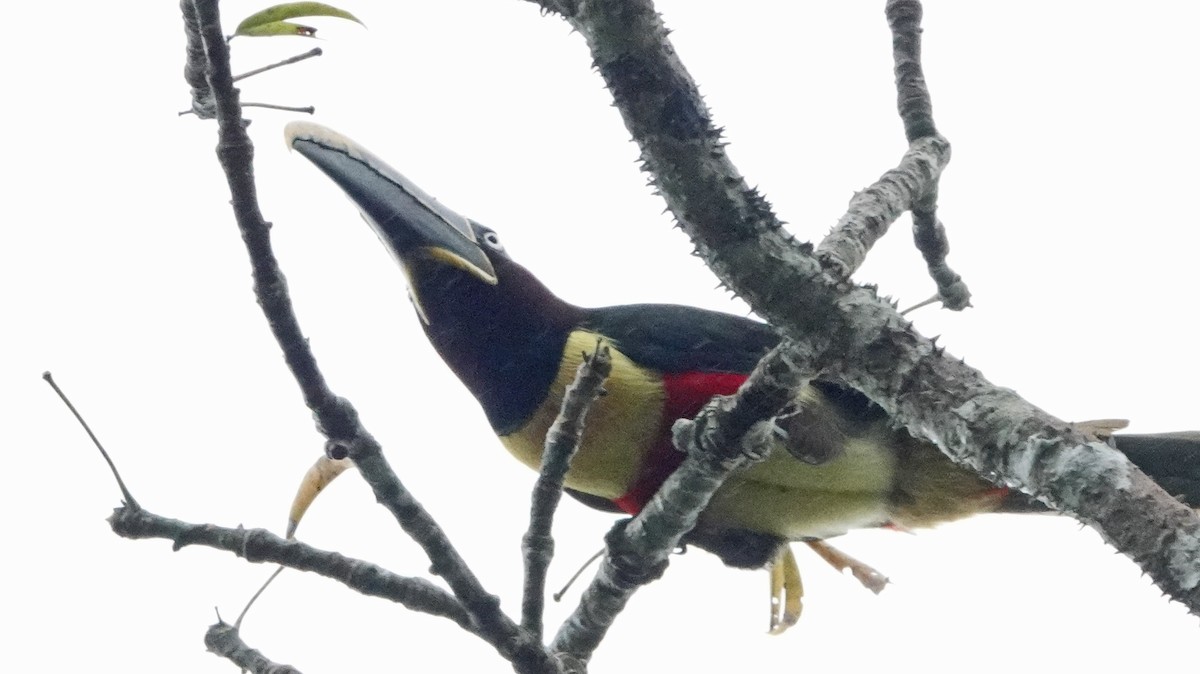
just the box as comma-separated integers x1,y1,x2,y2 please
482,231,504,251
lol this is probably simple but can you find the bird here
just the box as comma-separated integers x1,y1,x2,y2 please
285,121,1200,628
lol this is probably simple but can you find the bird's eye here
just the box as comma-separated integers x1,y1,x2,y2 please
482,231,504,251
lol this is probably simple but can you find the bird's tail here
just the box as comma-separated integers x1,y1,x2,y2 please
1112,431,1200,507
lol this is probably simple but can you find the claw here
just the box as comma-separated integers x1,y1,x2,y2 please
768,545,803,634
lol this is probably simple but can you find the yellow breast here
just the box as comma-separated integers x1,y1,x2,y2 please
499,330,666,499
703,433,898,540
498,332,992,541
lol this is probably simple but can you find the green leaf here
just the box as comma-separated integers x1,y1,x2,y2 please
237,20,318,38
234,2,363,38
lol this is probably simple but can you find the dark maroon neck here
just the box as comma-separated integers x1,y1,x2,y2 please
415,258,584,434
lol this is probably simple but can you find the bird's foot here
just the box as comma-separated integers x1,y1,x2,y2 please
768,545,803,634
805,539,889,594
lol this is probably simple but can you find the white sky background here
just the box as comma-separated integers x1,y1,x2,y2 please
4,1,1199,671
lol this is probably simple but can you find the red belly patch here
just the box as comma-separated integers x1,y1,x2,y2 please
612,371,749,513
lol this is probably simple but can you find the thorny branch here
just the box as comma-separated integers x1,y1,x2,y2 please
125,1,1200,671
534,0,1200,624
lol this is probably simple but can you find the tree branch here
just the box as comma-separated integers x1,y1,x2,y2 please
535,0,1200,612
551,340,818,660
205,620,303,674
886,0,969,310
180,0,214,118
109,505,475,628
888,0,936,142
523,344,613,640
184,2,559,670
817,0,967,310
816,134,950,277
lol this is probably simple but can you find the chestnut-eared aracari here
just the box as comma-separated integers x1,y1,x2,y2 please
286,121,1200,593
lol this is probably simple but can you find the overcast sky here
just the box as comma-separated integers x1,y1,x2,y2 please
5,1,1199,671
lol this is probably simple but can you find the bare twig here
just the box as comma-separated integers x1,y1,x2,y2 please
42,372,140,509
109,505,475,628
233,47,323,82
180,47,322,117
206,616,303,674
236,566,286,629
887,0,969,310
899,294,939,315
242,102,316,114
553,549,605,602
523,344,613,639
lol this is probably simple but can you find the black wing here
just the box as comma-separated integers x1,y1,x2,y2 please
581,303,780,374
583,302,884,429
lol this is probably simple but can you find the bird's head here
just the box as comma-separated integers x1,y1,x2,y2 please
287,122,581,430
285,121,519,324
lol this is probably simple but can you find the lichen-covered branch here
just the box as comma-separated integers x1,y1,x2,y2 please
816,134,950,277
817,0,967,312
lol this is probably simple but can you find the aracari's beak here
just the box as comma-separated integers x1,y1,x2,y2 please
285,122,498,299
